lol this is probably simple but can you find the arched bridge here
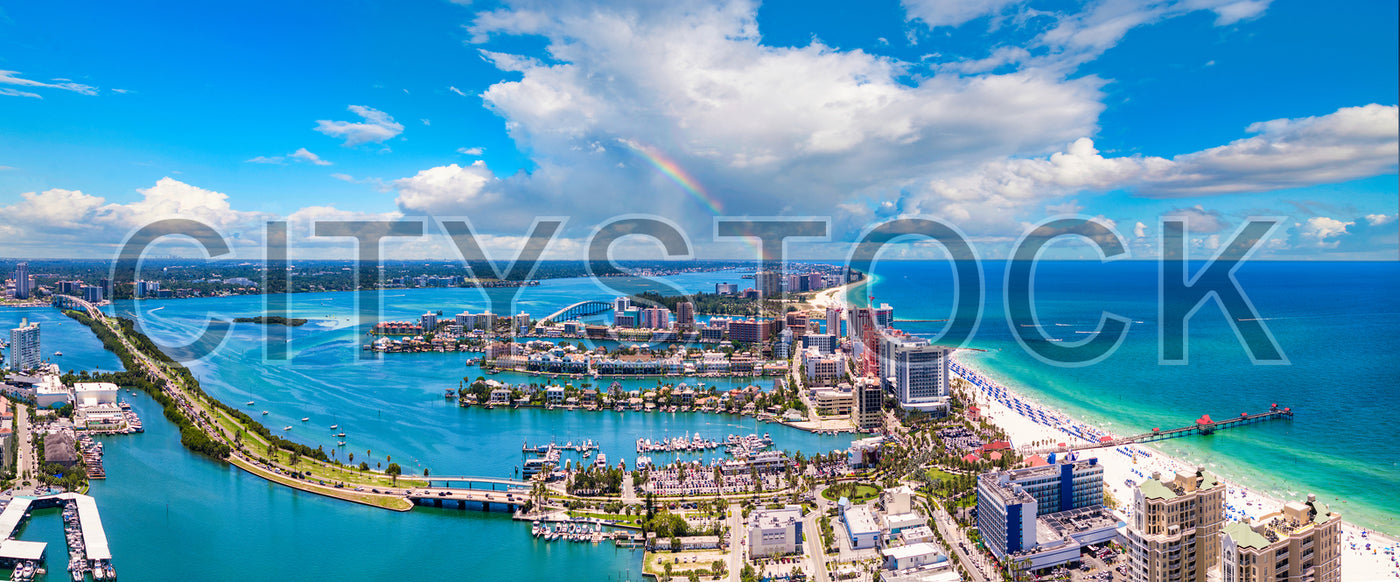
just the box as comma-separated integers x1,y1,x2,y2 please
541,300,614,324
54,295,106,320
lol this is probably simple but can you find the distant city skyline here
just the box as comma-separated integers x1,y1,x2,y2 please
0,0,1395,261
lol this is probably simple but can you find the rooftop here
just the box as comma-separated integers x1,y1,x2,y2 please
1139,468,1220,500
1223,521,1272,550
843,505,879,535
1035,505,1122,546
882,542,944,560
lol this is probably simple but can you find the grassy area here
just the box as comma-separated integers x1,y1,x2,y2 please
821,483,881,504
566,510,644,526
211,407,426,489
229,456,412,511
644,550,727,580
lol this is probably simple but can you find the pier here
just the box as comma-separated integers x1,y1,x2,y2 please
1027,404,1295,455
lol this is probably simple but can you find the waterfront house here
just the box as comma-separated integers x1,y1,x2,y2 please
545,386,566,405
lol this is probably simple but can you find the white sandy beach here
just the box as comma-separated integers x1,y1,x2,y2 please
951,351,1400,581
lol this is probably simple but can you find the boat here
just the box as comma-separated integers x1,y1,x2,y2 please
261,411,269,415
283,426,292,430
334,432,346,438
301,417,310,422
55,351,63,356
337,441,346,446
329,424,338,430
246,401,255,406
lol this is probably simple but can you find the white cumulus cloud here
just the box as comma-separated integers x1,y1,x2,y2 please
314,105,404,147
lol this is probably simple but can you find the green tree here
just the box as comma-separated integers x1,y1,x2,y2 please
386,462,402,485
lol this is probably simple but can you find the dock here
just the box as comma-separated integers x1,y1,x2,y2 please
0,498,41,581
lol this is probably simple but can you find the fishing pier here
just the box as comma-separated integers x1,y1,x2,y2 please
1028,404,1295,455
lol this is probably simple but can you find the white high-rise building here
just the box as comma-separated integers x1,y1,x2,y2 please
614,296,631,313
8,317,41,371
12,263,31,300
888,339,950,412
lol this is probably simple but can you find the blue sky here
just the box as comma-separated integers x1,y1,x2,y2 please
0,0,1395,260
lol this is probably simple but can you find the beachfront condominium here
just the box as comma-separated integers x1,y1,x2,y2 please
1222,494,1341,582
1127,468,1226,582
8,318,41,371
884,338,950,412
614,296,631,313
11,263,31,300
976,458,1111,568
874,303,894,327
716,282,738,295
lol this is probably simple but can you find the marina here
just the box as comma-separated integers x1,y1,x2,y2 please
0,494,115,582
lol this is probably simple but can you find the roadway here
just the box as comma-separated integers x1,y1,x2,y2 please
15,404,35,493
57,295,416,508
930,504,992,582
727,502,743,582
803,509,830,582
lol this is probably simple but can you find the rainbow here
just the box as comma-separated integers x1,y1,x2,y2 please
620,139,723,214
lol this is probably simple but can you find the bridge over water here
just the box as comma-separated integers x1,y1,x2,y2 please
406,476,532,512
540,300,614,324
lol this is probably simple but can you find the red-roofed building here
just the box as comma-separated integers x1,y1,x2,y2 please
1025,454,1048,467
981,440,1011,453
966,405,981,421
988,451,1003,462
962,453,982,463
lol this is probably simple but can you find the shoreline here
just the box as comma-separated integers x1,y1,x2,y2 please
950,350,1400,579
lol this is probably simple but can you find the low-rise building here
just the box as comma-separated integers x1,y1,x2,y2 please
812,387,854,416
883,485,916,514
899,525,936,545
35,375,70,409
884,512,925,534
749,505,804,557
882,542,947,571
842,505,880,549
